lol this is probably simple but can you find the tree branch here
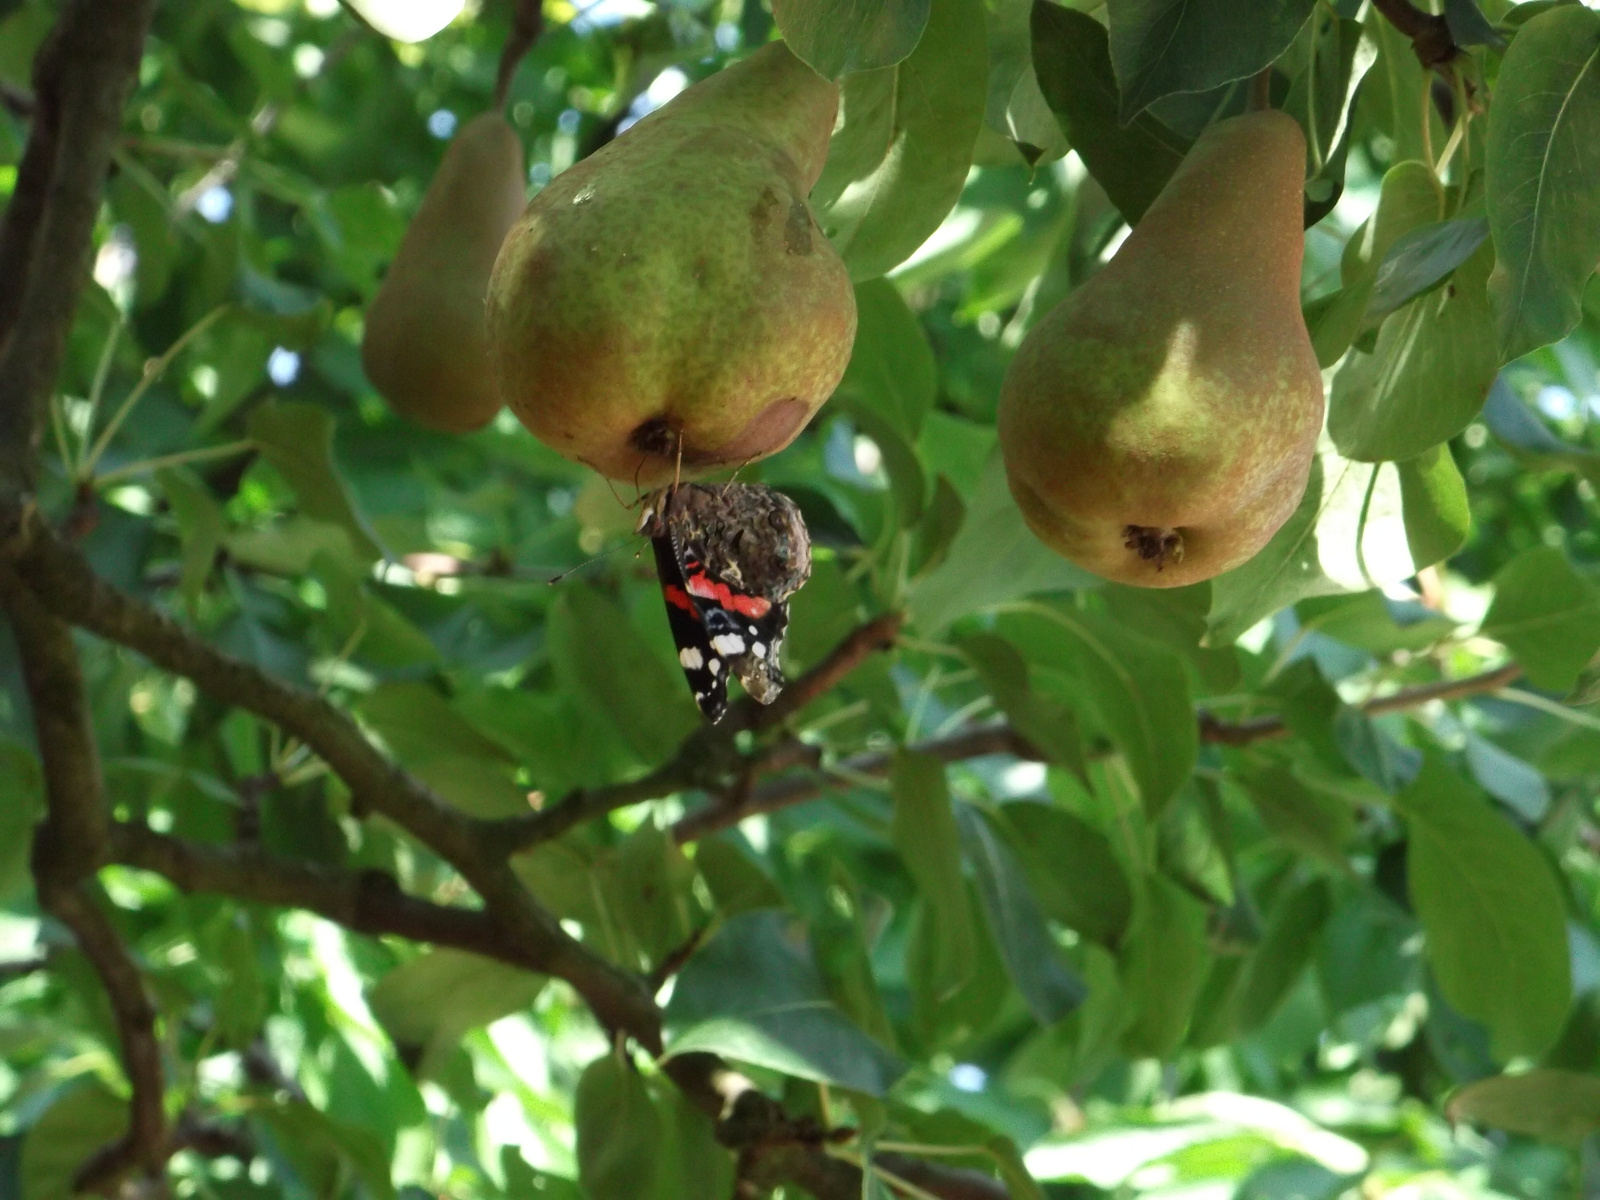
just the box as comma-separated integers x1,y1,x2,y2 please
490,612,906,851
672,724,1032,842
0,566,167,1190
109,823,547,971
1370,0,1460,70
10,521,661,1046
1197,663,1523,747
664,1055,1009,1200
0,0,160,499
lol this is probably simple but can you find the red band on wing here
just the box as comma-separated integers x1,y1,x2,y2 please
685,572,771,618
663,584,697,613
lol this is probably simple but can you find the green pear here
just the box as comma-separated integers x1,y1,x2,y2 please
363,111,526,434
998,110,1325,588
486,41,855,484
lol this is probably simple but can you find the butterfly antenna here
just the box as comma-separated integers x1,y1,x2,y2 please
721,453,758,497
547,542,632,585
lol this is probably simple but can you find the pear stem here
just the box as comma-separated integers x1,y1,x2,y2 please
1247,68,1273,113
492,0,545,111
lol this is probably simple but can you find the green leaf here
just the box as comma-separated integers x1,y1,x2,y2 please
892,750,979,983
1106,0,1317,121
956,802,1087,1024
985,0,1071,162
1367,218,1492,320
908,450,1099,632
648,1077,737,1200
548,586,701,764
695,837,786,915
1234,760,1356,865
1397,443,1471,569
1234,878,1331,1034
0,739,42,901
503,1149,585,1200
608,819,701,969
247,400,383,564
813,0,988,281
1296,590,1456,657
156,468,225,611
576,1053,661,1200
1283,11,1372,221
1308,159,1444,368
1481,546,1600,692
358,682,529,816
811,862,898,1048
1482,375,1600,488
1485,5,1600,360
997,607,1196,813
1397,749,1571,1060
367,949,545,1080
836,279,938,441
310,550,439,668
665,910,906,1094
1029,1,1187,222
1117,874,1212,1058
989,798,1132,947
1464,735,1551,824
1206,443,1439,644
772,0,930,77
1328,240,1499,461
958,632,1084,774
256,1099,398,1200
21,1081,127,1200
1447,1069,1600,1145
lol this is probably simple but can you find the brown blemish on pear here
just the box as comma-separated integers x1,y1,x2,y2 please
486,41,856,485
362,112,526,434
997,110,1325,588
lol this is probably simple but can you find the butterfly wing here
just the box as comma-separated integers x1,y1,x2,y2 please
649,534,730,722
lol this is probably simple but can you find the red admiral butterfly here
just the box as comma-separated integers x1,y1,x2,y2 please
637,482,812,723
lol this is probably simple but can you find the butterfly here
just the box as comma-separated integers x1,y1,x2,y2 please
637,482,812,723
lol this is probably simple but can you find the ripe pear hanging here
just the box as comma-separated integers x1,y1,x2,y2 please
997,110,1325,588
363,111,527,434
486,42,856,485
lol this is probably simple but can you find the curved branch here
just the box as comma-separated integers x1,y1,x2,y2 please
12,523,662,1047
0,568,166,1189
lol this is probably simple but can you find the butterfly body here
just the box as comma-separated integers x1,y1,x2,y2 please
638,483,812,722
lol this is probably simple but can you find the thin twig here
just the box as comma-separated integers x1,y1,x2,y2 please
1197,663,1523,747
488,612,907,851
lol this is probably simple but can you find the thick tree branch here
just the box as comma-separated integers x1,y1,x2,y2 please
10,522,661,1045
110,823,545,971
0,0,159,498
0,567,167,1190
